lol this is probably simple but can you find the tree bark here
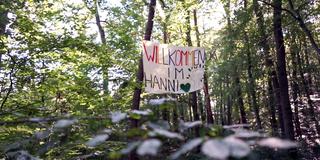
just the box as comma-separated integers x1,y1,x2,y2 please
287,0,320,59
185,9,200,136
235,75,247,124
193,9,214,124
304,48,313,94
252,0,278,135
243,0,261,129
219,82,225,125
268,79,278,136
290,38,302,138
160,3,170,122
204,74,214,124
260,0,320,58
129,2,156,159
273,0,295,140
131,0,156,128
94,2,109,94
0,9,8,35
297,40,320,135
0,10,8,103
245,37,262,129
242,0,261,129
0,58,15,111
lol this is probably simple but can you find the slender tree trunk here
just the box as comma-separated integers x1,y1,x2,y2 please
219,84,225,125
95,5,106,44
290,35,302,138
235,75,247,124
198,92,206,122
173,104,179,132
94,2,109,94
252,0,279,135
131,0,156,127
0,9,9,103
0,9,8,35
218,82,224,125
223,75,232,125
243,0,261,129
178,99,185,121
185,9,199,136
189,103,193,121
160,6,170,122
268,80,278,135
193,9,213,124
296,41,320,135
286,0,320,58
0,61,14,111
303,43,313,94
273,0,295,140
246,49,262,129
244,29,262,129
226,97,232,125
204,74,214,124
130,2,156,158
220,102,225,125
273,73,285,137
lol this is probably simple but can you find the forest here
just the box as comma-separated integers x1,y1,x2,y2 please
0,0,319,159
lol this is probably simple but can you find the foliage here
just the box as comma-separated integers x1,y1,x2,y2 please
0,0,319,159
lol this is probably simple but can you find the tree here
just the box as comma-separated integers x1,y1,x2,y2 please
273,0,295,140
131,0,156,128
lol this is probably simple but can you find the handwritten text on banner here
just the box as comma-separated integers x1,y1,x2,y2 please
142,41,205,94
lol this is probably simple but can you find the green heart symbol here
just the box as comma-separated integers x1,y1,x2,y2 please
180,83,191,92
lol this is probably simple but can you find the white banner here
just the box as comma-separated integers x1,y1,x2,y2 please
142,41,205,94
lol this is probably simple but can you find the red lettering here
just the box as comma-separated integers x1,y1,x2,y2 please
143,42,157,62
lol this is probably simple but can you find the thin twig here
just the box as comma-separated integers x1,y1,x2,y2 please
258,0,297,19
0,54,15,111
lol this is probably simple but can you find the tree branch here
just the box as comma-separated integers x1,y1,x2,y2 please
142,0,149,6
259,0,320,58
258,0,297,19
0,54,15,111
159,0,166,8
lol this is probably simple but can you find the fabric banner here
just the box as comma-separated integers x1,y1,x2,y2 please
142,41,205,94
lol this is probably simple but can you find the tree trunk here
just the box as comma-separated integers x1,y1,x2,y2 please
0,9,8,35
94,2,109,95
193,9,214,124
226,95,232,125
268,80,278,136
223,75,232,125
198,92,206,122
290,35,302,138
273,0,295,140
0,8,9,101
297,40,320,135
273,73,285,137
243,0,261,129
235,75,247,124
160,5,170,122
287,0,320,59
303,43,313,94
204,74,214,124
244,27,262,129
173,104,179,132
131,0,156,128
219,82,225,125
185,9,199,136
252,0,279,135
129,2,156,158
